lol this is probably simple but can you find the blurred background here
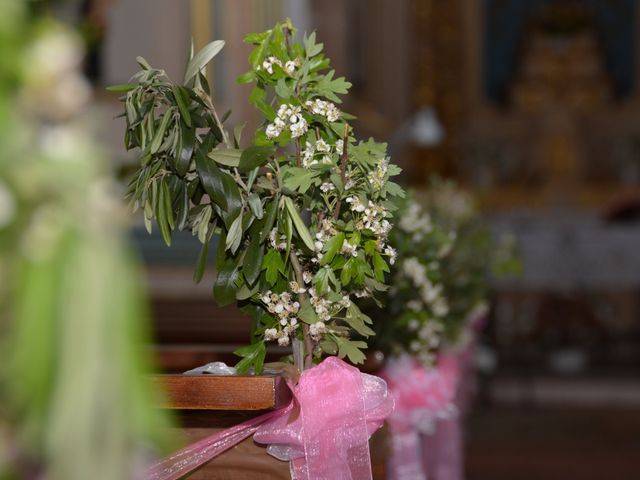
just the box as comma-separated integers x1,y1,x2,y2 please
20,0,640,479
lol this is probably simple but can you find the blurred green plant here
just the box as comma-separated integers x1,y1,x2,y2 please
371,179,522,364
0,2,170,478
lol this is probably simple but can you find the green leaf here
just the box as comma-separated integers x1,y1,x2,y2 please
304,32,324,57
234,342,266,374
248,194,264,219
335,337,367,364
195,149,242,227
320,338,338,355
136,56,152,70
340,258,353,285
239,145,274,173
233,124,245,148
184,40,225,84
236,71,256,84
384,180,405,198
197,205,212,243
298,298,319,324
193,240,209,283
275,78,291,99
262,249,284,286
225,214,243,254
320,232,345,266
236,281,259,300
248,31,270,68
243,226,264,286
344,305,375,337
106,83,136,92
176,123,195,176
282,167,318,194
175,185,189,230
283,197,315,252
172,85,192,127
260,198,278,243
150,108,173,154
313,267,331,295
156,180,172,246
213,258,239,306
315,70,351,103
162,180,175,230
244,31,271,45
208,148,241,167
372,251,390,281
248,86,275,119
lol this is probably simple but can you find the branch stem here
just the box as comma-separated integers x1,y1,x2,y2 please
196,89,232,148
290,249,313,370
332,123,349,219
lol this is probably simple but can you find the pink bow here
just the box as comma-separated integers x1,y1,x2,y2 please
148,356,393,480
381,354,460,480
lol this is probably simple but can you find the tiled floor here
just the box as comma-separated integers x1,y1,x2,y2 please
465,407,640,480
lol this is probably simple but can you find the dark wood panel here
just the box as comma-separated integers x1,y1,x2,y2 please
151,299,251,344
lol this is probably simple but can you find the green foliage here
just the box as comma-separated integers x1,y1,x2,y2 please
114,21,404,373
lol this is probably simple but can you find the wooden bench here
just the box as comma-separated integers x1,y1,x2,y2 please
153,373,389,479
154,374,293,479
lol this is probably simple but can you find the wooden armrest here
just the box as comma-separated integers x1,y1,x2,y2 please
152,375,291,411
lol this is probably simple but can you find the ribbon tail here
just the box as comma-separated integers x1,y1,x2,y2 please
422,416,463,480
388,427,427,480
146,409,282,480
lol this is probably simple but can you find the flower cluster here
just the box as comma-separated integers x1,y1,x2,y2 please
301,138,343,168
402,257,448,318
305,98,340,122
312,219,338,262
309,320,327,340
309,286,352,324
261,290,301,346
266,103,309,139
269,228,287,251
407,319,443,365
258,56,300,75
399,201,434,242
367,159,389,190
347,197,392,238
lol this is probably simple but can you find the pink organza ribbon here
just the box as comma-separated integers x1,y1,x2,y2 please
381,354,460,480
148,356,393,480
382,308,489,480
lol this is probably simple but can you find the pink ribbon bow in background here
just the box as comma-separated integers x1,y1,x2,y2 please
148,356,393,480
381,354,461,480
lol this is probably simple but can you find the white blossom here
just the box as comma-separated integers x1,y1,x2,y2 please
309,321,327,340
269,228,287,250
367,158,389,189
384,245,397,265
315,139,330,152
340,239,358,257
264,328,278,341
266,123,282,139
290,116,308,138
305,99,341,122
320,182,335,193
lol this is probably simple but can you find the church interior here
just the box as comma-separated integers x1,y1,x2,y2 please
2,0,640,479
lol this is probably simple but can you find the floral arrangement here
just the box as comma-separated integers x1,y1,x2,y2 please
113,19,404,373
371,180,520,365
